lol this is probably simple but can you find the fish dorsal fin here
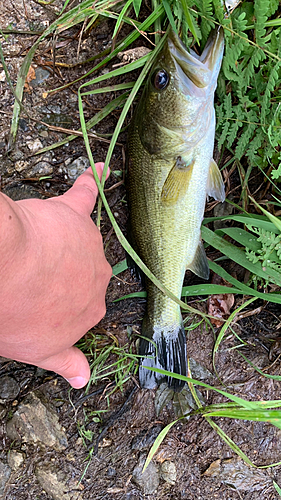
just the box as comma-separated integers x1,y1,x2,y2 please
187,240,209,279
207,159,225,202
161,157,194,204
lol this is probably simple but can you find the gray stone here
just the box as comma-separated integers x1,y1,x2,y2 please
15,160,29,172
0,404,6,419
188,357,213,379
106,466,116,477
6,391,68,451
7,450,25,470
0,461,11,495
65,156,89,180
26,138,43,153
132,453,159,494
26,161,53,177
0,375,20,402
160,461,177,485
31,67,50,87
204,458,270,491
35,465,83,500
19,118,29,132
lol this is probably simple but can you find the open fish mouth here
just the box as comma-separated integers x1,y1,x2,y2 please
168,28,224,88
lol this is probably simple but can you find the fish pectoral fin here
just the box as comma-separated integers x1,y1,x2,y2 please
206,159,225,202
161,157,194,205
187,240,209,279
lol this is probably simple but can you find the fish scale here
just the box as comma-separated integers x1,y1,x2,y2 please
127,28,225,390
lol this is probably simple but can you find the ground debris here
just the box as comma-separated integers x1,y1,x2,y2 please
204,457,271,491
131,424,163,451
0,375,20,402
114,47,151,67
160,461,177,485
35,465,83,500
132,453,160,494
0,461,11,496
208,292,234,327
6,391,68,451
7,450,25,470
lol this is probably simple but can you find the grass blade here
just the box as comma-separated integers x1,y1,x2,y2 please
202,226,281,285
142,419,178,472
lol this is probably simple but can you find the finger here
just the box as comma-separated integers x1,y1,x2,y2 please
37,346,91,389
61,163,110,216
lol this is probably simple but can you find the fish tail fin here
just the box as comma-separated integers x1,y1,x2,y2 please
139,322,187,392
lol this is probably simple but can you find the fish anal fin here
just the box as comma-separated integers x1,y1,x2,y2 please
161,157,194,205
207,159,225,202
187,240,209,279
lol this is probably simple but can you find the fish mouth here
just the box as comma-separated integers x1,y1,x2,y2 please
168,28,224,88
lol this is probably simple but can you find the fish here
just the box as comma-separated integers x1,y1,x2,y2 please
126,28,225,391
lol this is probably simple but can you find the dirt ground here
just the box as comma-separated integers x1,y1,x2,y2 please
1,2,281,499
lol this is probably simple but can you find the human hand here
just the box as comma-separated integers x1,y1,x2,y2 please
0,163,112,388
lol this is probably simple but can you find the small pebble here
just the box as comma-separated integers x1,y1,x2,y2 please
0,376,20,402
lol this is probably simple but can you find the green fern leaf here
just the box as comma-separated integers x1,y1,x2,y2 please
254,0,270,44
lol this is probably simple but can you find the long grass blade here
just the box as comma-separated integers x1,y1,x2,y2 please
202,226,281,285
208,260,281,304
142,419,178,472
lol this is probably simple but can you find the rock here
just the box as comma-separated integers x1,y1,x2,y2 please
7,450,25,470
0,404,6,419
0,461,11,495
19,118,29,132
39,130,49,138
31,67,50,87
132,453,159,494
0,375,20,402
26,138,43,153
131,425,163,451
204,458,270,491
26,161,53,177
6,391,68,451
160,461,177,485
15,160,29,172
106,466,117,477
35,465,83,500
65,156,89,180
188,358,213,380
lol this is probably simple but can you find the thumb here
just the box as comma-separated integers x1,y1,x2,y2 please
61,162,110,216
37,346,91,389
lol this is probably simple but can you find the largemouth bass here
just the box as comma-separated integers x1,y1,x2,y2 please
127,28,225,391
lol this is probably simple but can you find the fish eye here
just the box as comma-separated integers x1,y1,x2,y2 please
152,69,169,90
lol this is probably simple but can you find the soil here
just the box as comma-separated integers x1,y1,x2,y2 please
1,2,281,499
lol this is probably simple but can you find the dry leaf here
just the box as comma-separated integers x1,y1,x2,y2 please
24,65,36,93
208,293,235,327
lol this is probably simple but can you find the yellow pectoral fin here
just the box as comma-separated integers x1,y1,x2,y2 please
187,240,209,280
207,159,225,202
161,157,194,205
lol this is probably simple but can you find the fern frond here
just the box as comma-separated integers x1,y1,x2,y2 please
254,0,270,45
267,0,279,17
261,61,281,127
246,130,265,166
242,48,266,88
212,0,224,23
199,0,214,43
235,112,257,160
